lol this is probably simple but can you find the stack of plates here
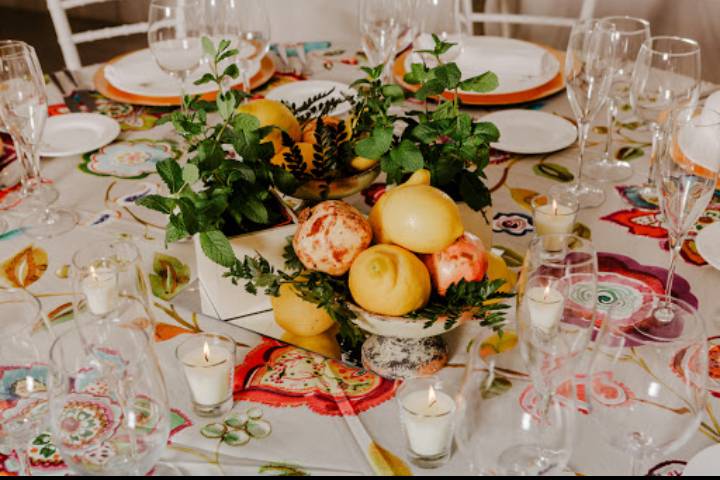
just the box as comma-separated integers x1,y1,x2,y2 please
394,36,565,106
94,49,276,106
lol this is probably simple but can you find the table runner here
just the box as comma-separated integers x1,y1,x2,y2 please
0,42,718,476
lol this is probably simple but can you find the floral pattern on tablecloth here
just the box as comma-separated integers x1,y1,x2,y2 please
234,338,398,416
79,139,179,179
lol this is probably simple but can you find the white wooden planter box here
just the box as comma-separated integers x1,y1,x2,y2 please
194,224,297,320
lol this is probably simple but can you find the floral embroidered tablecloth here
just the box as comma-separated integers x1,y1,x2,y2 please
0,42,718,476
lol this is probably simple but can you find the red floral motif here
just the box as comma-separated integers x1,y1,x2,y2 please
602,209,667,238
234,338,398,416
672,335,720,399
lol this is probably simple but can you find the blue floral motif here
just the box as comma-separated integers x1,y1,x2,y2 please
0,365,48,401
492,212,534,237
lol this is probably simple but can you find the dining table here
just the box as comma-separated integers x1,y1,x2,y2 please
1,40,719,476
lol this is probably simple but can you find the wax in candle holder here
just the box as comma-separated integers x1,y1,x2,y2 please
527,283,565,333
80,263,119,316
398,376,456,469
176,333,236,417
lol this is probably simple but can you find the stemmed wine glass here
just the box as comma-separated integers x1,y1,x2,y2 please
227,0,271,94
455,329,578,475
415,0,464,65
359,0,403,81
587,16,651,183
0,288,54,476
0,42,77,238
654,106,720,320
148,0,204,110
550,20,616,209
49,318,170,475
586,295,707,475
630,36,701,198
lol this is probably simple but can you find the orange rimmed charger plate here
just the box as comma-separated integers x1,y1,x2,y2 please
94,52,276,107
393,45,566,106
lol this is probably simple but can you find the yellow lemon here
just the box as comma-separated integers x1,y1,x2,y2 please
487,252,516,294
271,281,335,336
349,244,431,316
371,184,464,254
237,99,301,152
270,142,316,172
350,156,379,171
281,330,342,359
403,168,432,186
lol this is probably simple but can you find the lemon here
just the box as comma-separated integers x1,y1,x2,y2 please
349,244,431,316
237,99,301,153
271,281,335,336
350,156,379,171
270,142,317,172
371,184,464,254
282,330,342,359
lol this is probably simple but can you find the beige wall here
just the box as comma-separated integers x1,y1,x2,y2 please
2,0,719,82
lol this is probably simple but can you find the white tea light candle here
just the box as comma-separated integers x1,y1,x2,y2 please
177,334,236,417
527,284,565,333
81,266,119,315
532,194,579,251
400,384,456,466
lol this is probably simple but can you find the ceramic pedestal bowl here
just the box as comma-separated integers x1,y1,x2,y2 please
349,304,472,380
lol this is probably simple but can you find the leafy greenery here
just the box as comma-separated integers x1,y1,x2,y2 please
353,34,500,211
136,38,299,267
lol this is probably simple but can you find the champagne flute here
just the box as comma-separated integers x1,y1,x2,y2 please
654,106,720,321
630,36,701,198
587,16,651,183
415,0,464,65
0,42,77,238
395,0,421,54
550,20,616,209
229,0,271,94
148,0,204,110
587,295,707,475
359,0,403,81
0,288,53,476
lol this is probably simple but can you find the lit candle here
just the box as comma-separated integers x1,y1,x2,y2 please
532,195,578,251
81,266,119,315
400,385,456,459
181,340,233,408
527,284,565,333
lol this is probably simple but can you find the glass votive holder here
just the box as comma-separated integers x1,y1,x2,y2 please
176,333,236,418
531,193,579,251
397,375,457,469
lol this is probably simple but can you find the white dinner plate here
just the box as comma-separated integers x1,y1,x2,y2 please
40,114,121,158
481,109,577,154
104,48,258,97
265,80,356,116
683,444,720,476
695,221,720,271
406,36,560,95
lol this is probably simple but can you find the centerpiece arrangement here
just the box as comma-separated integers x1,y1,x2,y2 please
137,36,513,376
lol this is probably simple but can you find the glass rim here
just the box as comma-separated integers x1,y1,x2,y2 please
642,35,701,56
49,317,153,375
175,332,236,368
0,287,42,336
71,239,141,270
0,41,35,60
149,0,203,8
671,105,720,127
529,234,597,263
531,194,580,216
598,16,650,35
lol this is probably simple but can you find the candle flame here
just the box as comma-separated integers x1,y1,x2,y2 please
428,385,438,408
552,199,558,215
203,341,210,363
544,284,551,300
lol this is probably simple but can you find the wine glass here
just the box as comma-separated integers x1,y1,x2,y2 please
550,20,616,209
587,16,651,183
455,330,578,475
223,0,271,94
630,36,701,198
654,106,720,320
0,288,53,476
586,295,707,475
415,0,464,65
395,0,421,54
49,318,170,475
359,0,403,81
148,0,204,109
0,42,77,238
